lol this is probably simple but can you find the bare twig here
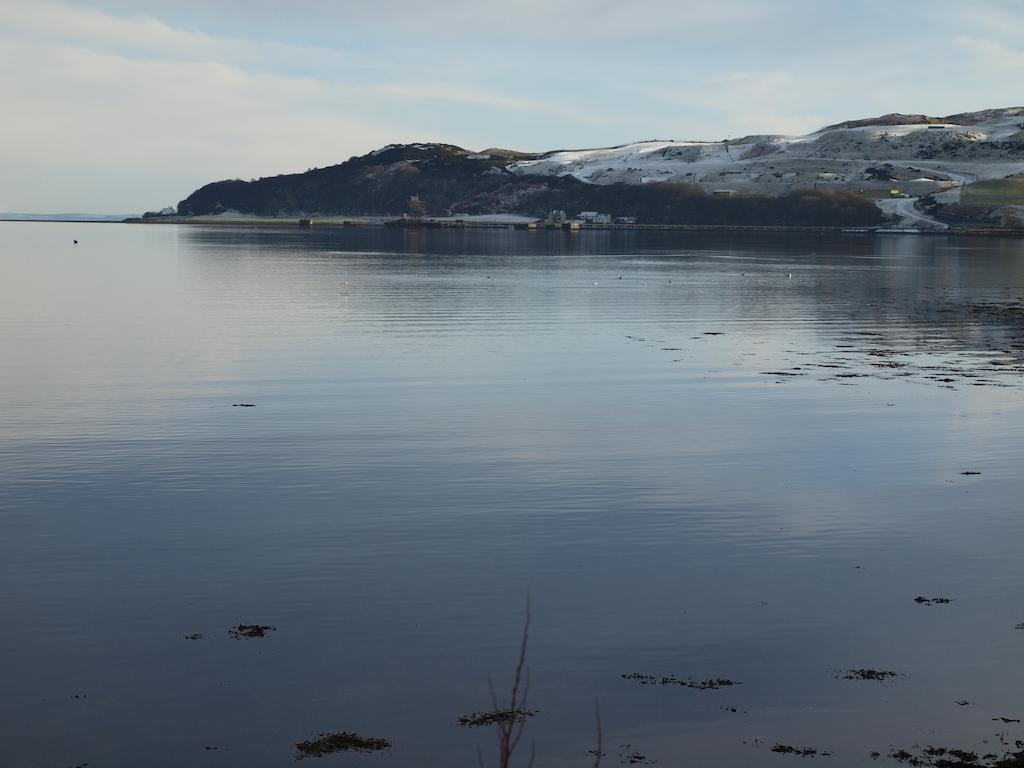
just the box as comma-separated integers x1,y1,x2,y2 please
592,701,604,768
475,596,533,768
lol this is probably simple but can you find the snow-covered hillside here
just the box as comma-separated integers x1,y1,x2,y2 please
508,108,1024,197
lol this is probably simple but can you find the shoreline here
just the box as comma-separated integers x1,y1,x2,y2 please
123,215,1024,237
5,215,1022,237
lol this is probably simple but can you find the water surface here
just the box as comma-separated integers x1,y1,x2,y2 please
1,222,1023,767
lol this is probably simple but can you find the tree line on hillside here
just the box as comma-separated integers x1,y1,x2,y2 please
462,179,882,227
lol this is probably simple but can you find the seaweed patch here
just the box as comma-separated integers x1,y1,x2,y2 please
622,673,739,690
228,624,276,639
457,708,536,727
294,731,391,759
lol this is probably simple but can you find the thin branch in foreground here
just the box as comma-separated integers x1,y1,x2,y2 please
468,597,533,768
591,701,604,768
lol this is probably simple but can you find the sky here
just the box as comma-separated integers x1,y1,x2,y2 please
1,0,1023,214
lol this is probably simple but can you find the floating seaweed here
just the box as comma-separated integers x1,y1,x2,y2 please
616,743,654,765
772,744,829,757
884,745,1021,767
457,708,536,728
622,673,739,689
228,624,276,639
836,668,902,681
294,731,391,759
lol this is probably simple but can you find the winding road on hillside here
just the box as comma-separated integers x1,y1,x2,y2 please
877,197,949,229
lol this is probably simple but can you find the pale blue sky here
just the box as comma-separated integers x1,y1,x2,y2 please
1,0,1022,213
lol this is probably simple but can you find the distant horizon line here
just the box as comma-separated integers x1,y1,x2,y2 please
0,213,140,221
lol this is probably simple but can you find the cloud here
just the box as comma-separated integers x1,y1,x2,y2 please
0,39,400,211
78,0,782,42
370,83,615,127
665,71,823,137
957,0,1024,37
0,0,609,212
0,0,351,73
671,71,798,112
953,35,1024,73
0,0,596,122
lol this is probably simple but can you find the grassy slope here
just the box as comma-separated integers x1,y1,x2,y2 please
962,176,1024,205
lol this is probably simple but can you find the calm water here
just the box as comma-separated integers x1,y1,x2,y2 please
2,222,1023,767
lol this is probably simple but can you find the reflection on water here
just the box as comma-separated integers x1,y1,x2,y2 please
1,222,1023,767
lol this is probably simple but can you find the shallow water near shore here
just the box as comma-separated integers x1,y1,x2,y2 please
2,222,1024,767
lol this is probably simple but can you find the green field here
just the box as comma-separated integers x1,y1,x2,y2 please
962,176,1024,205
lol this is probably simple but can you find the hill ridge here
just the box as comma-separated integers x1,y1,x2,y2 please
175,106,1024,226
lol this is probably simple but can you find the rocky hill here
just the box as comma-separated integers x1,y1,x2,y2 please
175,107,1024,226
176,143,882,227
508,107,1024,196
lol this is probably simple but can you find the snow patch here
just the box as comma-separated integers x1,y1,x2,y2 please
505,109,1024,195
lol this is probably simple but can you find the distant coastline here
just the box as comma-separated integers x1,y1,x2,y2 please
4,213,1019,236
121,213,1024,237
